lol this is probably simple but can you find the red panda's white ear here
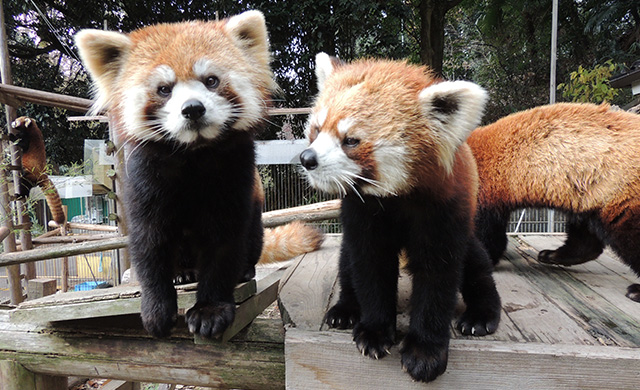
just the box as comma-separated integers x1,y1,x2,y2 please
75,29,131,113
419,80,488,174
315,52,335,92
225,11,270,69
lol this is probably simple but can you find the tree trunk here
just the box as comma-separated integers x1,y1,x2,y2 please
418,0,462,76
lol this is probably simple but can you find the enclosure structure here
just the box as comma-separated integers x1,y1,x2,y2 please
280,234,640,389
1,231,639,389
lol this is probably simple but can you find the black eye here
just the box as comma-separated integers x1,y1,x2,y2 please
205,76,220,89
157,85,172,97
343,137,360,147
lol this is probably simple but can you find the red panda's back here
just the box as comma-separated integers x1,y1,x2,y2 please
468,103,640,213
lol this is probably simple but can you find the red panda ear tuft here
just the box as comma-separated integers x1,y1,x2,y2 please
75,29,132,113
225,11,270,68
419,80,488,174
315,52,343,92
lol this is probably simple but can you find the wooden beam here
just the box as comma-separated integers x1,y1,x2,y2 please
0,84,92,113
0,318,284,389
0,360,67,390
48,221,119,232
286,328,640,390
262,199,341,228
0,237,127,267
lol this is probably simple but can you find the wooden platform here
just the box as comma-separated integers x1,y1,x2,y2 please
279,234,640,389
0,266,287,389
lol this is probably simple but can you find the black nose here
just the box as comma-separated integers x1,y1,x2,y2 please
181,99,206,120
300,148,318,170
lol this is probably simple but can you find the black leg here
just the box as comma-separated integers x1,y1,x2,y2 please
400,241,462,382
475,207,510,264
457,237,501,336
325,244,361,329
130,233,178,338
186,239,245,338
539,216,604,266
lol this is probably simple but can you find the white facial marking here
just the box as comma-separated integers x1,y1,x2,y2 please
337,118,355,136
121,85,162,142
160,80,231,144
228,71,262,130
303,132,362,196
316,108,328,127
369,143,410,196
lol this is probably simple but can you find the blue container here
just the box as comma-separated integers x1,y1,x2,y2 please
74,281,110,291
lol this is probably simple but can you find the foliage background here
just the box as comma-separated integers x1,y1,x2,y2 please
2,0,638,167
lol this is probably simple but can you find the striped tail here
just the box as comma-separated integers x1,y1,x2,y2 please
258,220,325,264
38,176,65,224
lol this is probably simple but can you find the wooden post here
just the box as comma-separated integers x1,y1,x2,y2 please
0,360,66,390
0,0,23,305
108,113,130,283
60,205,69,292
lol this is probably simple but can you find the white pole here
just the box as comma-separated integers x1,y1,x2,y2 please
550,0,558,104
547,0,559,232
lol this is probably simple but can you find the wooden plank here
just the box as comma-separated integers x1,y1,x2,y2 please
496,246,597,345
285,328,640,390
11,276,259,324
0,360,67,390
518,235,640,323
0,318,284,389
278,235,341,330
509,237,640,347
196,267,286,342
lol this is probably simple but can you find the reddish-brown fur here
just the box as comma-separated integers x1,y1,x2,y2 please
468,102,640,301
11,117,65,224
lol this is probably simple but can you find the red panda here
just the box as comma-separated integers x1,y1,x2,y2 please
299,53,501,383
75,11,323,338
468,103,640,302
10,116,65,224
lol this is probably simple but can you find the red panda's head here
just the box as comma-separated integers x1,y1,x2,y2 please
75,11,277,146
300,53,487,197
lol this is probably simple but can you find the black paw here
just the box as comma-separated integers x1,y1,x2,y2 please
186,301,235,338
141,294,177,338
352,322,395,360
538,249,591,266
457,307,500,336
240,265,256,283
325,302,360,329
173,269,198,285
400,333,449,382
626,284,640,303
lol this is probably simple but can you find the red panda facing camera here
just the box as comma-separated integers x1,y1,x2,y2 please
300,53,501,383
75,11,323,339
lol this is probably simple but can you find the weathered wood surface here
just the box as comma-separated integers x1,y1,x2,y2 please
280,234,640,389
0,360,67,390
2,263,295,388
0,313,284,389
